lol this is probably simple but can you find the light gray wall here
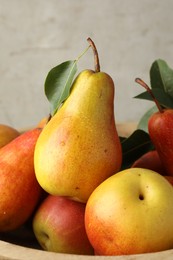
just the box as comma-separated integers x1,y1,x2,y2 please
0,0,173,129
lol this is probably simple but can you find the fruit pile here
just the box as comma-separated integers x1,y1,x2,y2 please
1,38,173,256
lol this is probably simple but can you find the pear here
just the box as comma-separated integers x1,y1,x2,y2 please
148,109,173,176
34,39,122,202
131,150,166,175
0,127,43,231
135,78,173,177
0,124,20,148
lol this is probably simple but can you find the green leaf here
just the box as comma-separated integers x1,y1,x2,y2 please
45,60,77,115
121,130,153,170
134,88,173,108
137,105,158,133
150,59,173,99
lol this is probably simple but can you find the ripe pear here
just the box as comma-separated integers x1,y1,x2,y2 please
148,109,173,176
34,68,122,202
136,78,173,177
33,195,94,255
0,124,20,148
131,150,166,175
85,168,173,255
0,127,43,231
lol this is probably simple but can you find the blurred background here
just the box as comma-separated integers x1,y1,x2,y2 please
0,0,173,129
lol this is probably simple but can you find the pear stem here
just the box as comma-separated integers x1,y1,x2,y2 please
135,78,164,113
87,37,100,72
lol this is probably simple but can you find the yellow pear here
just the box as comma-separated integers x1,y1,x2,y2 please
85,168,173,255
34,39,122,202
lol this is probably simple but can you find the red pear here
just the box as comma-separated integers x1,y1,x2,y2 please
136,78,173,177
131,150,166,175
164,176,173,186
33,195,94,255
0,127,43,231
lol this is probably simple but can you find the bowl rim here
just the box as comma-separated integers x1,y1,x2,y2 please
1,239,173,260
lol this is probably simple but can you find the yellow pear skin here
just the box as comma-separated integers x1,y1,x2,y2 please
34,70,122,202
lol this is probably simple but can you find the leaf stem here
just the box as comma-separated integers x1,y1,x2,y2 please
87,37,100,72
76,45,90,62
135,78,164,113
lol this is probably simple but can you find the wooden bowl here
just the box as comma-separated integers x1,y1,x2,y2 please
1,122,173,259
1,239,173,260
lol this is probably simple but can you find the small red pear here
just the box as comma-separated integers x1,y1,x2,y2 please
135,78,173,177
131,150,166,175
33,195,94,255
